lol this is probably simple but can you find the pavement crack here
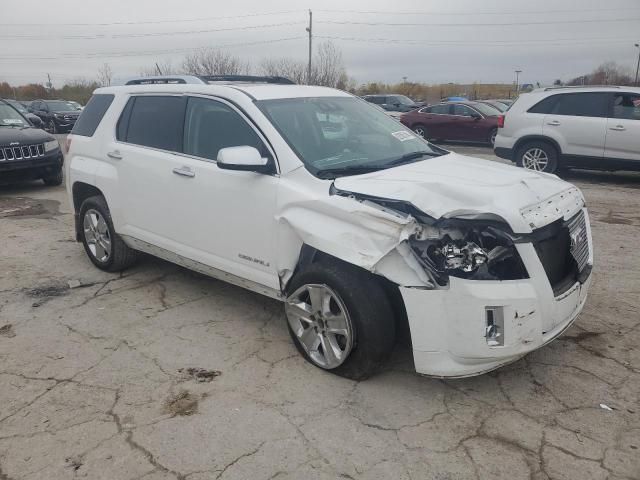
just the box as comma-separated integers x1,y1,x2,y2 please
214,441,266,479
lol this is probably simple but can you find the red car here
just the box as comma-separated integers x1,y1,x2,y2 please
400,101,502,146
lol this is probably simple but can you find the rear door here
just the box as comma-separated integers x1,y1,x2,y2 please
450,104,485,141
542,92,609,157
604,92,640,162
416,104,450,138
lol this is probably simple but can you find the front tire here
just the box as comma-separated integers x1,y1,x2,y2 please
412,124,428,139
516,141,558,173
42,167,63,186
285,261,396,380
79,196,138,272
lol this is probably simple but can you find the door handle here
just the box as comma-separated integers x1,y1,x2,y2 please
546,120,561,126
172,166,195,178
107,150,122,160
609,125,626,131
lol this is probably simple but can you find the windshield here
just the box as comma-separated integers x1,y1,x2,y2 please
258,96,446,178
484,101,507,112
472,103,502,116
393,95,416,106
6,100,28,114
0,104,28,127
45,101,77,112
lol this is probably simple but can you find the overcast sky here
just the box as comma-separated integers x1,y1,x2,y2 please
2,0,639,87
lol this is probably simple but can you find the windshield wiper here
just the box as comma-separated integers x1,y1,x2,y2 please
385,151,441,167
316,165,386,179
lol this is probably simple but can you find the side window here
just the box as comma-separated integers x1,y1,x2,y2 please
123,96,186,151
71,94,114,137
368,97,385,105
612,93,640,121
420,106,432,113
453,104,473,116
550,93,609,118
430,104,450,115
528,95,559,114
183,97,268,161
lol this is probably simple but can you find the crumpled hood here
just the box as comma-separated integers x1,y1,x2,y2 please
333,152,584,232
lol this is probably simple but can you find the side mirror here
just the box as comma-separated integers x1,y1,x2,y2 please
471,112,482,120
26,113,43,128
217,146,271,173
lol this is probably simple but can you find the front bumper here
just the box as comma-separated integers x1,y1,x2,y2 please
0,150,63,181
400,211,593,378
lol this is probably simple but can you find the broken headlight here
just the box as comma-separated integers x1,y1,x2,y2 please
409,221,528,285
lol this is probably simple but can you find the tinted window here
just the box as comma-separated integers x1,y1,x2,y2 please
453,104,474,116
550,93,609,118
71,94,114,137
183,97,267,161
45,100,77,112
612,93,640,121
366,97,385,105
124,96,185,151
528,95,559,114
426,104,450,115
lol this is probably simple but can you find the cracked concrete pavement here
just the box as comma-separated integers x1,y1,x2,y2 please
1,143,639,480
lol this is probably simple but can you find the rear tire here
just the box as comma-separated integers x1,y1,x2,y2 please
516,141,558,174
42,167,63,186
285,261,396,380
488,128,498,147
79,196,138,272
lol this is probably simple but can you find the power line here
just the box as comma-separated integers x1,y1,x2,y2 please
0,22,305,40
0,10,302,27
317,17,640,27
315,35,638,47
0,36,306,61
316,7,640,16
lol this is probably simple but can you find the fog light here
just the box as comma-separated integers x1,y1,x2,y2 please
485,307,504,347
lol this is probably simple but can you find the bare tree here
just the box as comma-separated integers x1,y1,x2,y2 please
97,63,112,87
182,49,249,76
567,61,633,86
260,57,307,84
138,59,179,77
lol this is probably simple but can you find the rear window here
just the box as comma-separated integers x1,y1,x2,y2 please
119,96,186,151
71,94,114,137
528,95,559,114
550,93,610,118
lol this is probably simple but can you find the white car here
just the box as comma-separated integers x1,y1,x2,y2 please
495,86,640,173
66,75,593,379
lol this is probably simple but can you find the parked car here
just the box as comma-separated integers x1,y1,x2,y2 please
363,94,420,112
477,99,509,112
494,99,514,108
1,99,44,128
400,101,501,145
66,100,84,111
28,99,82,133
66,75,593,380
0,99,64,185
494,86,640,173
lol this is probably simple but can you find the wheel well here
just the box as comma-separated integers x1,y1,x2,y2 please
72,182,104,240
286,244,411,348
513,136,561,157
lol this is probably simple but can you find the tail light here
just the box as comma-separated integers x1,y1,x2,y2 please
497,115,505,128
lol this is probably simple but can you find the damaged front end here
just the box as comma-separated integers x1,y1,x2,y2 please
408,219,528,286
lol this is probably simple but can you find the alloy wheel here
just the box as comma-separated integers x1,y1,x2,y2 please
83,209,112,262
413,126,426,138
522,147,549,171
285,284,354,369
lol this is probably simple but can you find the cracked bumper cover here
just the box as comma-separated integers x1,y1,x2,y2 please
399,240,593,378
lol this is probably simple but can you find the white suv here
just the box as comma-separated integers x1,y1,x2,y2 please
495,86,640,173
66,75,593,379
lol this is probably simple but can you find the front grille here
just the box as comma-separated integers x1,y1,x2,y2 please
0,143,45,162
567,211,589,272
534,211,590,296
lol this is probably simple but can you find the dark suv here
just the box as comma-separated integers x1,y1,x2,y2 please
363,94,420,112
29,99,81,134
0,100,63,185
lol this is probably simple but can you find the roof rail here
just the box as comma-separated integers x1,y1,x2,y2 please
123,75,206,86
543,85,621,91
199,75,295,85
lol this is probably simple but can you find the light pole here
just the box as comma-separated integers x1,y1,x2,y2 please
634,43,640,86
515,70,522,95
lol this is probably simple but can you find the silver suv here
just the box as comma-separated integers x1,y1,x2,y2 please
494,86,640,173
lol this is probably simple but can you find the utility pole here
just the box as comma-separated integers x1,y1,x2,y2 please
634,43,640,86
514,70,522,95
46,73,52,91
306,10,313,85
155,62,163,75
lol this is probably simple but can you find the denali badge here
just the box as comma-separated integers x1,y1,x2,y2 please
238,253,270,267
